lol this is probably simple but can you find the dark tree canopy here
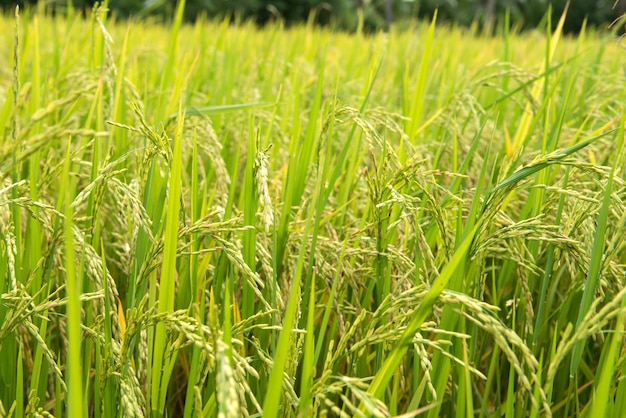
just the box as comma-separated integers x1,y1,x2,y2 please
1,0,623,32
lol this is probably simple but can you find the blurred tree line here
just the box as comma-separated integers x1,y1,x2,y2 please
2,0,624,32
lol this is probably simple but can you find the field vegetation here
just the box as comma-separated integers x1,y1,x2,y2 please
0,2,625,417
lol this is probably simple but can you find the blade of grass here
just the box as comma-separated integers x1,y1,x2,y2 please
406,10,437,143
168,102,276,119
150,104,185,415
156,0,186,121
182,127,204,418
63,138,84,418
262,227,310,418
589,305,624,418
533,168,569,348
16,346,23,418
241,118,258,320
493,129,613,193
298,273,316,416
365,223,478,405
427,134,494,418
274,58,325,300
100,241,116,418
569,150,616,377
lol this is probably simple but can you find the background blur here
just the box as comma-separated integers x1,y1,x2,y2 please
2,0,624,33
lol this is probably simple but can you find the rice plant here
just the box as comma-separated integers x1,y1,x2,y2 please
0,3,625,417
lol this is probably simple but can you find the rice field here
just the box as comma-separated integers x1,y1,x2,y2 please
0,2,625,417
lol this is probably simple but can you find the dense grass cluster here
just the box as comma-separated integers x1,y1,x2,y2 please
0,2,625,417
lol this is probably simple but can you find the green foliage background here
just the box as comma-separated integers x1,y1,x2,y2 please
1,0,623,31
